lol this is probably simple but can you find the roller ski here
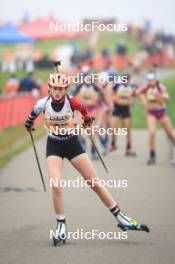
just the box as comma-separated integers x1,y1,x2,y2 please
147,150,156,165
126,148,137,157
116,210,150,233
52,219,67,246
147,157,156,165
109,144,117,152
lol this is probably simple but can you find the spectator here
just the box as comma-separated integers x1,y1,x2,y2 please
101,47,111,58
116,41,128,55
18,72,35,93
4,74,19,95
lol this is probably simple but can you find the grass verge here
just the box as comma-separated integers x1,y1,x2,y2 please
0,125,45,168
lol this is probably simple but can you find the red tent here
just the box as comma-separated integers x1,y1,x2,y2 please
20,17,85,40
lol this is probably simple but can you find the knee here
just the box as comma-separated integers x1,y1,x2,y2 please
88,178,101,192
52,186,62,197
149,130,156,139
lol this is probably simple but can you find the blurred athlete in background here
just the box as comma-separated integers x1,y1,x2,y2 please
73,66,109,159
136,71,175,164
109,72,137,156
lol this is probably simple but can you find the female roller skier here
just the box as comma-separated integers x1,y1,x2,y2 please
109,72,137,156
136,71,175,164
25,71,149,245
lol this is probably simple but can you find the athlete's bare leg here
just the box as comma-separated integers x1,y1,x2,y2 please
110,116,120,150
123,117,131,147
147,115,157,164
123,117,136,156
47,156,64,214
147,115,157,150
70,152,150,232
159,115,175,144
70,153,116,207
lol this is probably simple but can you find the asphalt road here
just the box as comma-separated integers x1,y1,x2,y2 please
0,130,175,264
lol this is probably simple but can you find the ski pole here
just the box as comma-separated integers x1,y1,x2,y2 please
88,133,109,174
29,130,46,192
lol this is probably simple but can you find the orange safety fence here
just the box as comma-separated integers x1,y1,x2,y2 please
0,94,42,130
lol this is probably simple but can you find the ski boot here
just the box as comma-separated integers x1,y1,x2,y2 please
53,219,67,246
109,143,117,152
116,210,150,233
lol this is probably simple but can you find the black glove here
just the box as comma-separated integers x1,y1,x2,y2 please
83,115,95,128
24,119,33,132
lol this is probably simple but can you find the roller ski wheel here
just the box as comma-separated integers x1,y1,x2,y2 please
53,237,66,247
118,223,150,233
53,219,67,247
147,157,155,165
126,149,136,157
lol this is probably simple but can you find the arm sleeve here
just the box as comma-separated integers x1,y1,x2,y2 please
26,97,48,122
69,96,89,116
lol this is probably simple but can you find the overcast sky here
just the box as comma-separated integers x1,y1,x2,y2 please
1,0,174,34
